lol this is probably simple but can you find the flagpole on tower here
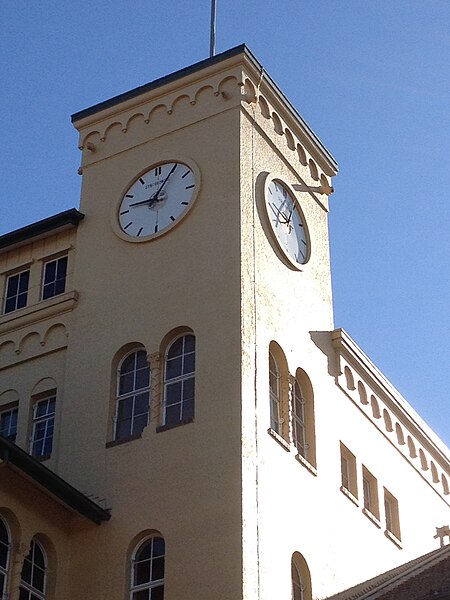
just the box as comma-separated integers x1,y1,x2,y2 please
210,0,217,57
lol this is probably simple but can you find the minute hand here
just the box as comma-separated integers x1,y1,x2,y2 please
153,163,177,199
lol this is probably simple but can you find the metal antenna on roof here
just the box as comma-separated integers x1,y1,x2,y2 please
210,0,217,57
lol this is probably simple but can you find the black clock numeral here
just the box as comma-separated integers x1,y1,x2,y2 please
125,194,134,198
124,222,133,230
120,210,130,216
155,166,162,176
137,227,143,237
301,240,307,245
139,178,145,185
181,201,189,205
170,216,176,221
185,184,195,190
181,170,191,179
154,224,158,233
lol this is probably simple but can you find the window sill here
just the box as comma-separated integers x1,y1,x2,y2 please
384,529,402,549
295,453,317,476
362,507,381,528
0,290,78,335
340,486,359,506
106,434,142,448
267,428,290,452
156,417,194,433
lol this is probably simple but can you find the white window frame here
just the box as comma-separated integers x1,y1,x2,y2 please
292,380,307,459
0,405,18,441
269,352,282,434
30,396,56,458
163,334,195,427
130,536,165,600
0,517,11,600
41,255,68,301
114,349,150,441
3,269,30,314
19,538,47,600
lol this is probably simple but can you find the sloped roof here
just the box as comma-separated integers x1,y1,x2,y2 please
326,544,450,600
0,435,110,525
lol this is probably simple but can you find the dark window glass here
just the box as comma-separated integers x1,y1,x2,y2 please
4,271,29,314
115,350,150,441
42,256,67,300
132,537,165,599
0,407,18,441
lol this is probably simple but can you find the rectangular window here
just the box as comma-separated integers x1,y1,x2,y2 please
340,443,358,498
0,406,18,441
362,466,379,518
31,396,55,458
42,256,67,300
384,488,401,540
4,270,30,314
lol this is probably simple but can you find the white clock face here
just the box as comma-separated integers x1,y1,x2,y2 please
118,162,197,238
265,178,309,267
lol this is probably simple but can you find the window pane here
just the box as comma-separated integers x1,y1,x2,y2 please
182,377,194,401
19,272,29,293
55,278,66,295
151,585,164,600
116,418,132,440
136,540,152,561
21,557,32,584
135,350,148,369
135,559,151,585
117,397,133,420
152,538,165,557
183,352,195,375
135,366,150,390
165,382,181,406
165,404,181,426
151,556,164,581
121,353,137,374
44,261,56,283
7,275,19,296
4,297,16,313
184,334,195,353
56,257,67,278
119,372,135,395
182,397,194,421
0,544,7,569
17,292,28,309
19,588,29,600
132,414,148,437
167,337,183,359
165,357,182,380
134,392,149,415
133,590,149,600
33,565,45,591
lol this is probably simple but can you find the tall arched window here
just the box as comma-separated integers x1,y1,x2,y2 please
19,538,47,600
131,536,165,600
114,349,150,441
291,369,316,468
291,552,312,600
163,334,195,427
269,352,281,434
0,517,10,600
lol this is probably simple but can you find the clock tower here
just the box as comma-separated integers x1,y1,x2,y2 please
0,45,448,600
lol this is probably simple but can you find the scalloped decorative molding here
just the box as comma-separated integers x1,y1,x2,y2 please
332,328,450,503
0,322,68,370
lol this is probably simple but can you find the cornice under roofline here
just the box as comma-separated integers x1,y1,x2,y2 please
71,44,338,175
0,209,84,254
332,327,450,463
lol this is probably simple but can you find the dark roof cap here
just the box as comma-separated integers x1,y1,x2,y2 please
0,209,84,253
0,435,110,525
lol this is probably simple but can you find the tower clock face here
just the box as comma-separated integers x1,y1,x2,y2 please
118,161,197,239
264,177,310,268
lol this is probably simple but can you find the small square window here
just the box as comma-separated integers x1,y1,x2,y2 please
340,443,358,499
0,406,18,441
4,270,30,314
42,256,68,300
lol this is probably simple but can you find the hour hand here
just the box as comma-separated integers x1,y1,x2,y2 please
269,203,288,223
129,196,157,208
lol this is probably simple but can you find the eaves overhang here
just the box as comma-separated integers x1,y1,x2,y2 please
0,209,84,255
71,44,338,175
0,436,110,525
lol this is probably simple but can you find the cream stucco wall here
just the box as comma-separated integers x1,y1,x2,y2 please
0,48,448,600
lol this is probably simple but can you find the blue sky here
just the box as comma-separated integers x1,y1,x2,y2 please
1,1,449,446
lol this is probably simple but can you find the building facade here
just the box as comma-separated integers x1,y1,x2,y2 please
0,45,449,600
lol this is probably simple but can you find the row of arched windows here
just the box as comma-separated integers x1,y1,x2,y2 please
268,342,317,469
113,332,196,442
0,514,166,600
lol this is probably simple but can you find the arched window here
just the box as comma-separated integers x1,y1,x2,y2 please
291,552,312,600
292,369,316,468
19,538,47,600
131,536,165,600
0,517,10,599
269,352,281,434
114,349,150,441
292,379,306,456
163,334,195,427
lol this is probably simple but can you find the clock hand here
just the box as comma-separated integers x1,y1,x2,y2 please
152,163,178,200
129,197,156,208
270,203,288,223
